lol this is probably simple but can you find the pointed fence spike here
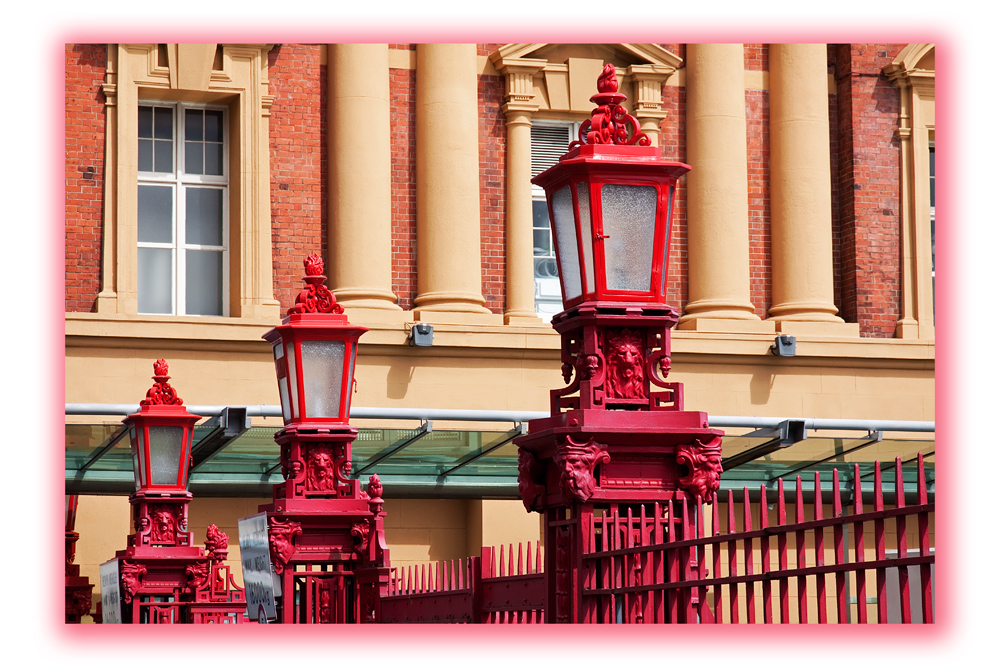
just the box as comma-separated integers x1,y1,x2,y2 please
917,452,928,505
815,470,823,521
895,457,905,509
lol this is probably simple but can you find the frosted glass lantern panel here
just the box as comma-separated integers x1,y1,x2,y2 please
575,182,596,294
131,426,145,489
147,425,185,486
601,184,657,291
660,185,675,295
273,344,292,422
299,340,346,419
550,185,582,302
286,343,299,420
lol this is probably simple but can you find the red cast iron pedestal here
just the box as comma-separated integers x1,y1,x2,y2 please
65,495,95,623
516,65,724,623
109,361,247,623
258,255,391,623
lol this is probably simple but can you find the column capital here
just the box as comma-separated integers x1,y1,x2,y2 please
492,57,547,109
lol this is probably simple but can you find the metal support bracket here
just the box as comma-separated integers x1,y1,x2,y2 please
776,430,883,482
190,407,250,471
439,423,527,477
722,419,807,471
354,420,433,475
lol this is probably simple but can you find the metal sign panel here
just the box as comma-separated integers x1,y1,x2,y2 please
99,559,122,624
238,512,277,622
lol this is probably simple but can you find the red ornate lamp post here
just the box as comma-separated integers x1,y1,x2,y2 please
255,254,390,623
515,64,725,623
65,495,95,623
101,360,246,623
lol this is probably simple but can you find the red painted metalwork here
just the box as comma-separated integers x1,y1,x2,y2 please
105,361,247,623
578,456,934,623
65,495,95,623
518,65,721,623
380,542,545,623
257,255,390,623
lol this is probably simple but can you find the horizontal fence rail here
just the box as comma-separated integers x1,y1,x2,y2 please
582,455,934,623
380,542,544,623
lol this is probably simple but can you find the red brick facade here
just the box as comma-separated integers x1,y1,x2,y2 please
64,43,915,339
65,44,107,313
268,44,327,312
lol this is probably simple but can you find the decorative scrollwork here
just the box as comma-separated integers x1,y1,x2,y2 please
570,63,650,149
186,562,210,591
205,524,229,561
351,522,371,554
287,254,344,316
140,359,183,406
676,436,724,502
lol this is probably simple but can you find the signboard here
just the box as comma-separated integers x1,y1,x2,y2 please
238,512,278,622
99,558,122,624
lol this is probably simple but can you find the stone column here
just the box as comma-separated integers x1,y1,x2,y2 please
768,44,857,336
328,44,402,318
413,44,496,323
679,44,772,333
495,58,545,325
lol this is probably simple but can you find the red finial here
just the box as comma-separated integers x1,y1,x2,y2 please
597,62,618,94
571,64,650,148
287,254,344,316
141,359,183,406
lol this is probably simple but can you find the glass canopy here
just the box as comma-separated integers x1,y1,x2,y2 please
66,416,934,500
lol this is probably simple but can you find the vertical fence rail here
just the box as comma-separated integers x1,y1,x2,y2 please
376,456,932,624
577,455,933,624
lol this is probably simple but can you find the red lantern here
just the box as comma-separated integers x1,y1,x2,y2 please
263,254,367,426
123,360,199,494
531,64,689,309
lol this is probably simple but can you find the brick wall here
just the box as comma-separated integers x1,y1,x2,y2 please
268,44,327,312
746,85,771,319
65,44,106,312
389,57,417,310
833,44,906,337
479,73,506,313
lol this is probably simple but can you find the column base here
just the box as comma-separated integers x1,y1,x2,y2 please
677,317,776,334
413,309,504,326
771,320,860,338
504,310,545,326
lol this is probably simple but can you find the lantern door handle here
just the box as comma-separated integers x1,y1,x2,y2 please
595,233,609,241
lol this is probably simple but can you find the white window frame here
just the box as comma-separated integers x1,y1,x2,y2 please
531,120,581,320
137,100,230,317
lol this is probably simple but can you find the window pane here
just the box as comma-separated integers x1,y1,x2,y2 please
185,188,224,246
185,250,223,316
185,141,204,175
185,109,203,141
138,185,174,243
204,110,223,143
138,139,153,172
153,107,173,139
138,247,173,314
138,106,153,139
205,142,224,176
576,182,595,294
601,184,656,292
154,139,173,173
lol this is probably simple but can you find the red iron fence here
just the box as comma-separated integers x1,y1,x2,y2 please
378,454,933,624
582,455,934,623
380,542,545,623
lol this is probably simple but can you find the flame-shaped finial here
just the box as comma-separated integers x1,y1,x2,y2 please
287,253,344,315
597,63,618,94
141,359,183,406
